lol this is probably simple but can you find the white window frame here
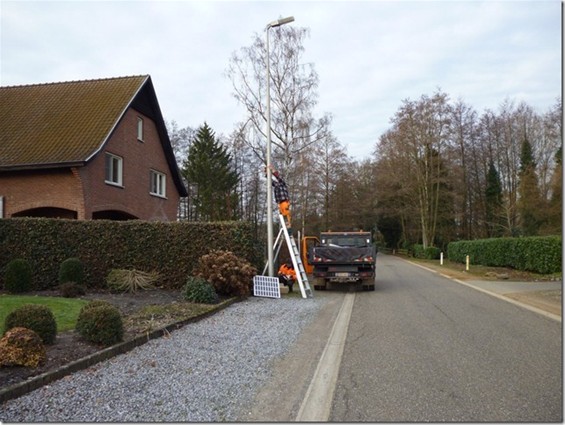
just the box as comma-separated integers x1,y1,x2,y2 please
137,116,144,142
105,153,123,187
150,170,166,198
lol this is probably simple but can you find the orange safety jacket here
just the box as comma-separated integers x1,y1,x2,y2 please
278,263,296,280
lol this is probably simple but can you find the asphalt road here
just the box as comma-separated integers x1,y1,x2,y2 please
330,254,563,422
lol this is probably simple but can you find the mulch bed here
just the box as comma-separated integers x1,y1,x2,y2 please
0,289,184,390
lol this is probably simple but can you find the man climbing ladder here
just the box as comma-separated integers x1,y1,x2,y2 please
261,165,312,298
267,164,292,231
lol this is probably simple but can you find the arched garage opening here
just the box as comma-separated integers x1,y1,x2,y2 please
92,210,138,220
13,207,77,219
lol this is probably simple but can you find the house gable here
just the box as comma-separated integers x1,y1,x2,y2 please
0,75,188,220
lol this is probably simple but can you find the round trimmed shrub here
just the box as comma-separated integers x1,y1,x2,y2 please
183,276,219,304
76,302,123,346
4,258,32,293
4,304,57,345
58,281,86,298
75,300,112,332
59,257,85,285
0,327,46,368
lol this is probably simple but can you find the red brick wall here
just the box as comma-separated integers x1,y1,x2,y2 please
0,168,86,218
0,107,181,221
80,108,180,221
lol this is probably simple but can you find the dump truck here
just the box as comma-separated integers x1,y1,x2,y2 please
304,231,376,291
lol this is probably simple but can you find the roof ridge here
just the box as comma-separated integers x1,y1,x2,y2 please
0,75,149,89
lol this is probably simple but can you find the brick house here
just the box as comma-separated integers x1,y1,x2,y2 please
0,75,187,220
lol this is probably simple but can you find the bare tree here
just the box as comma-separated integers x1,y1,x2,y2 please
226,125,266,236
226,25,331,174
166,120,196,167
309,132,349,230
166,120,196,220
393,91,452,248
536,99,562,201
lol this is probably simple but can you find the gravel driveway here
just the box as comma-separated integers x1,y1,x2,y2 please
0,295,328,422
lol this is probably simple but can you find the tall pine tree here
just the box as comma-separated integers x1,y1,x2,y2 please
485,161,505,237
517,137,542,236
182,123,239,221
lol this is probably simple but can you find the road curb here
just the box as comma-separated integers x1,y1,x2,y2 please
296,292,355,421
406,260,562,323
0,297,240,404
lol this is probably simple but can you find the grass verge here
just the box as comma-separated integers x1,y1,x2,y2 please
0,295,89,332
400,256,562,282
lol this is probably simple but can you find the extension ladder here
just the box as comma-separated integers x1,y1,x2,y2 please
262,214,313,299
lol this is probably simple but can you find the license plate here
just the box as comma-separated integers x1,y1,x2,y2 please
335,272,350,277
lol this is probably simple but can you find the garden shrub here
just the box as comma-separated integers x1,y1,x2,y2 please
58,257,85,285
182,276,219,304
4,258,32,294
106,269,159,293
193,250,257,297
426,246,441,260
447,236,561,274
76,302,123,346
4,304,57,345
411,244,441,260
58,281,86,298
0,218,258,291
0,327,46,368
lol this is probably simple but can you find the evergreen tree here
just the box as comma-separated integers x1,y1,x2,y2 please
519,136,536,173
182,123,239,221
485,161,504,237
517,137,542,236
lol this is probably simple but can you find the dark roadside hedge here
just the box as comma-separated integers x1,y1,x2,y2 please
0,218,261,290
410,244,441,260
447,236,562,274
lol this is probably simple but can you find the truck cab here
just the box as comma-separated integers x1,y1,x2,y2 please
309,231,376,291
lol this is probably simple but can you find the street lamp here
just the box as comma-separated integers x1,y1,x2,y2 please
265,15,294,277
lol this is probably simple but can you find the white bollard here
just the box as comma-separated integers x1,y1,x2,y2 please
440,252,444,265
466,255,470,271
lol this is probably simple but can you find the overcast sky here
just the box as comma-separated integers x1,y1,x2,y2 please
1,0,561,160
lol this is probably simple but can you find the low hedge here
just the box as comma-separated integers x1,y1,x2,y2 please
447,236,561,274
0,218,260,290
411,244,441,260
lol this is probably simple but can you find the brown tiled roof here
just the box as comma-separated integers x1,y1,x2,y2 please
0,75,148,169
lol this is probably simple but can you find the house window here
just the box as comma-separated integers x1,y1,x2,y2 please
150,170,166,197
137,117,144,141
105,153,123,186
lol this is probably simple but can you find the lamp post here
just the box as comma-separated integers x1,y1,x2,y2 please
265,16,294,277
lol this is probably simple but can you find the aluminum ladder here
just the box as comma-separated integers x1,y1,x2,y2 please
262,214,313,299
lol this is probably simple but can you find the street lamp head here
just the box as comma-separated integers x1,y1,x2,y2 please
267,16,295,29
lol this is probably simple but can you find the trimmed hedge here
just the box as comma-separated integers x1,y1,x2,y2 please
0,218,260,290
411,244,441,260
447,236,562,274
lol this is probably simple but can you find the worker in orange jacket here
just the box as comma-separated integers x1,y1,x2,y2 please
278,262,296,292
267,164,291,230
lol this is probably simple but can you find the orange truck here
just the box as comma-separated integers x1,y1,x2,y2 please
301,231,376,291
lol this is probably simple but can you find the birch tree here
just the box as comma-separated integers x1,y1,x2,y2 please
226,25,330,175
